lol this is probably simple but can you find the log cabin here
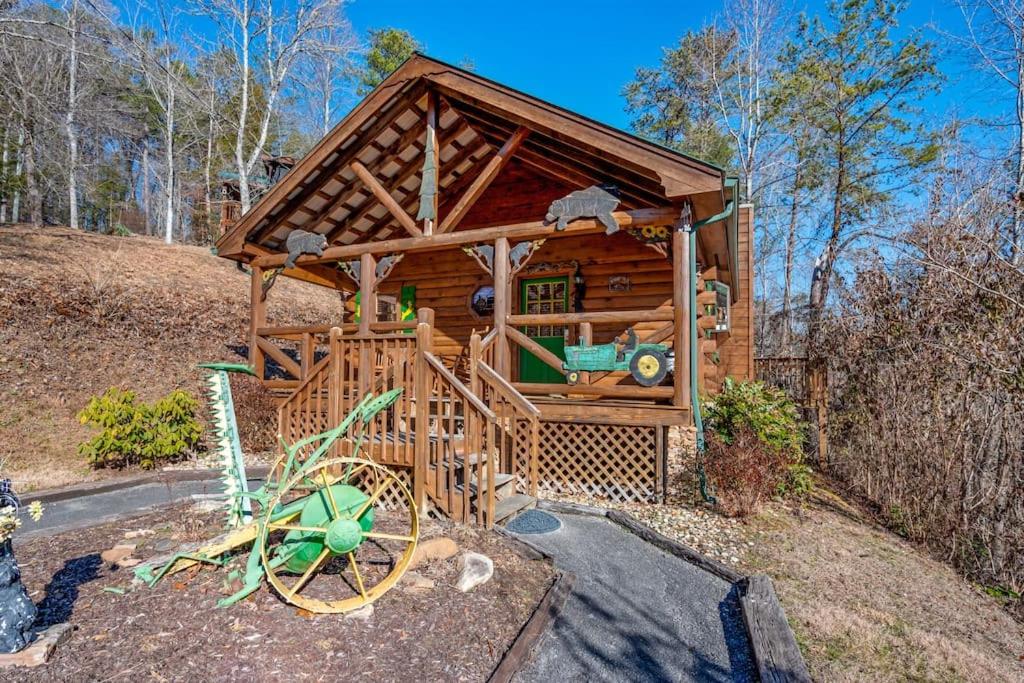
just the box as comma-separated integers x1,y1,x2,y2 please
214,54,755,527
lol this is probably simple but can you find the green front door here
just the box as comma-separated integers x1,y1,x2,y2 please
518,276,568,384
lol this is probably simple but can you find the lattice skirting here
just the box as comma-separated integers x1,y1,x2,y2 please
519,420,667,503
344,462,413,512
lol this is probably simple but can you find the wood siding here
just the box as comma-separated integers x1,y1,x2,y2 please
717,204,755,381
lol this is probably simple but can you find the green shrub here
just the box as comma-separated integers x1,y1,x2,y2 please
78,388,202,469
704,378,804,456
703,379,808,515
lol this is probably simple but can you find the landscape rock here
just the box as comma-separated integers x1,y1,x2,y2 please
124,529,155,540
455,552,493,593
100,543,137,566
401,571,435,592
408,537,458,570
344,603,374,621
0,623,71,668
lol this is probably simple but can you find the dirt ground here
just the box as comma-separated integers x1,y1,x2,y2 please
743,488,1024,682
8,504,554,682
0,226,341,491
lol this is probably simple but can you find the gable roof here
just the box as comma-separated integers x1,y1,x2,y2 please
216,54,728,260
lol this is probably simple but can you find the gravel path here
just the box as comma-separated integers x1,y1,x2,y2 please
510,512,756,683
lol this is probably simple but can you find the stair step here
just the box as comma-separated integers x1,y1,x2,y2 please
450,472,516,497
493,494,537,524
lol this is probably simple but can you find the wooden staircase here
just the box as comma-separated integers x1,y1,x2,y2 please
275,323,540,529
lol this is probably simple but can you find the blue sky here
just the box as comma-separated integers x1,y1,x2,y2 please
345,0,995,135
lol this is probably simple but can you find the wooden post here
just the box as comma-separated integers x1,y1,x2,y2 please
358,252,376,336
494,237,510,379
470,332,482,396
249,264,267,380
673,228,691,411
328,327,343,457
579,321,592,385
300,331,314,380
413,321,433,513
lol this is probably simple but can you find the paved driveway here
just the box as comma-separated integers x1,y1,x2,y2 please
510,512,755,683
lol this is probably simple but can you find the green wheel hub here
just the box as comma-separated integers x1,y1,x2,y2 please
325,518,364,553
280,483,374,573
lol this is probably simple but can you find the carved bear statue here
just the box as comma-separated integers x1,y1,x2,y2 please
284,230,328,269
545,185,620,235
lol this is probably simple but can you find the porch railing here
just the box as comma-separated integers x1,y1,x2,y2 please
503,308,677,400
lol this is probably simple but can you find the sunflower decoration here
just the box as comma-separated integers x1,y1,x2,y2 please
629,224,671,243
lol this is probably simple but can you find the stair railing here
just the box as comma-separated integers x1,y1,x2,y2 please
470,331,542,496
416,322,498,525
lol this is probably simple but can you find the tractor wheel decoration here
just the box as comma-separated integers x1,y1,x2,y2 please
629,349,669,387
259,457,417,614
134,386,419,616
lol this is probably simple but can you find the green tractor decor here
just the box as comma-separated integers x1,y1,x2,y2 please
562,328,671,387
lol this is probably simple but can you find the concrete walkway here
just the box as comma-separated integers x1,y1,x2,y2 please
17,478,257,538
510,512,756,683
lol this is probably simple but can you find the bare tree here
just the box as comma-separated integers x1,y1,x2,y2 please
126,0,189,243
197,0,347,213
63,0,81,229
954,0,1024,263
295,8,359,136
707,0,788,203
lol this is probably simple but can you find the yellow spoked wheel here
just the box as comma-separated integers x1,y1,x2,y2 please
259,457,418,614
629,349,669,387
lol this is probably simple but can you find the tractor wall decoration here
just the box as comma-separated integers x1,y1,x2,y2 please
562,328,671,387
134,365,418,615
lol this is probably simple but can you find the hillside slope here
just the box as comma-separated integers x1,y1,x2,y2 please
0,225,341,491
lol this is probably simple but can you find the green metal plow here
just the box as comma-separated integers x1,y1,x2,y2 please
134,381,420,615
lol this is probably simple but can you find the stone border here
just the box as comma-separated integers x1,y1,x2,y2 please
536,499,811,683
488,526,576,683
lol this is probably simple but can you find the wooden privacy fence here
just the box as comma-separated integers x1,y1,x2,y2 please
754,356,828,463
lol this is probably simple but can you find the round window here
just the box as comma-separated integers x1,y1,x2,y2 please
470,285,495,318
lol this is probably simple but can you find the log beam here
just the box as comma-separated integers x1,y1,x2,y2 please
252,207,679,269
438,126,529,234
350,160,423,237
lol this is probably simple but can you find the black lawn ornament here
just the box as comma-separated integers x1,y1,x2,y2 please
545,185,621,235
284,230,328,269
0,479,36,654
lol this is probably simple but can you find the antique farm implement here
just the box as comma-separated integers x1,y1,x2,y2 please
135,383,419,614
562,328,671,387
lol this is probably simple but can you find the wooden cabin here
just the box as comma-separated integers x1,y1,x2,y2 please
214,55,755,527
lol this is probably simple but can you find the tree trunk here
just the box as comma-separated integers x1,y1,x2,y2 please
781,161,801,350
204,90,215,242
23,128,41,227
235,14,252,213
11,127,23,223
808,147,845,359
1014,54,1024,264
0,126,9,224
142,141,151,236
65,0,80,231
